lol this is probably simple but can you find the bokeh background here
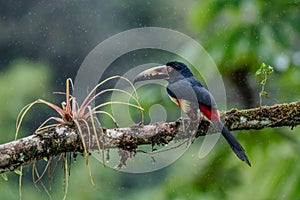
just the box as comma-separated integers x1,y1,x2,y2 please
1,0,300,199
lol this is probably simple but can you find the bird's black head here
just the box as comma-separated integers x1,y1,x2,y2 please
166,61,194,81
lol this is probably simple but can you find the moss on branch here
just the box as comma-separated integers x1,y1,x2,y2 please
0,101,299,173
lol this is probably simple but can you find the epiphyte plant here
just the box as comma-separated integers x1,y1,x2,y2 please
14,75,143,199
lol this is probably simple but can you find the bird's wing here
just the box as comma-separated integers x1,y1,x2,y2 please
167,79,200,121
167,78,199,102
192,83,218,110
189,78,220,121
168,78,218,109
167,78,219,121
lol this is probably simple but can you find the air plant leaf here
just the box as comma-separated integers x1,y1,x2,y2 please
1,173,8,181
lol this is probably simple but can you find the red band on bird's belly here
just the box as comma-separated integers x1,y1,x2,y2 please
176,99,182,107
199,105,220,122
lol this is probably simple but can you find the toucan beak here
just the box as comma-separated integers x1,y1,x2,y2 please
133,65,169,84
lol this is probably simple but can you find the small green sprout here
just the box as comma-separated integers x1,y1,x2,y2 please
255,63,274,106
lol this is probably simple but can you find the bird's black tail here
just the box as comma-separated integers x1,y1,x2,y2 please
215,122,251,166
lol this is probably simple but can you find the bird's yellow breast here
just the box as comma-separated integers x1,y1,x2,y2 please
169,96,180,106
168,96,200,121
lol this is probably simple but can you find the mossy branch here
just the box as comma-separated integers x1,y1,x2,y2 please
0,101,300,173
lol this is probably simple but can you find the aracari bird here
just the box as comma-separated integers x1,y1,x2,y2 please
133,61,251,166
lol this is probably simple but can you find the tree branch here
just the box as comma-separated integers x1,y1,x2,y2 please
0,101,299,173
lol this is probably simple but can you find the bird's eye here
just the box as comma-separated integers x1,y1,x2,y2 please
167,67,172,72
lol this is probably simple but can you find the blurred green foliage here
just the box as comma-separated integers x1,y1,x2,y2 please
189,0,300,71
1,1,300,200
0,59,53,199
188,0,300,107
0,59,52,142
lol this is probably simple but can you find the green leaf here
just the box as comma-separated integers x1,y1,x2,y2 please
256,63,270,76
261,91,269,98
261,91,268,95
260,63,267,70
255,69,262,76
266,65,274,74
1,173,8,181
14,169,22,176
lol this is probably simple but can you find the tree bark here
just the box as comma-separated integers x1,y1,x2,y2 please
0,101,299,174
